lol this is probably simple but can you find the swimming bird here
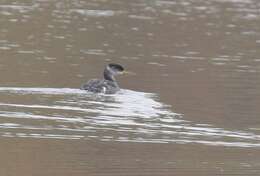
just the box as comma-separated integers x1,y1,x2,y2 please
81,63,125,94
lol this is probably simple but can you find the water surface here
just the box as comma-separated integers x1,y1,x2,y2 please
0,0,260,175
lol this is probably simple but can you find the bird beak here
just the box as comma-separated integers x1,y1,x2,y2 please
122,71,136,75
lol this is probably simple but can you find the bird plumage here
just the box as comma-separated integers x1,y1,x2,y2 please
81,63,124,94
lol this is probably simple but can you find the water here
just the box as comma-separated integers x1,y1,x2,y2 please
0,87,259,148
0,0,260,175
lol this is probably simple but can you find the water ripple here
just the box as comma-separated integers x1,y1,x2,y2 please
0,87,259,148
70,9,120,17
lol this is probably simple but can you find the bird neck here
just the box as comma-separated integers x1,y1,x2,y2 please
103,68,115,82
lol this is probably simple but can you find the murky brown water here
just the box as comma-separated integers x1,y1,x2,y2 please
0,0,260,175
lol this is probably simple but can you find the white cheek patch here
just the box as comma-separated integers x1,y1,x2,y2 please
107,66,116,74
107,66,112,72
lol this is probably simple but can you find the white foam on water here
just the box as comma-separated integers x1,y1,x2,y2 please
0,87,260,148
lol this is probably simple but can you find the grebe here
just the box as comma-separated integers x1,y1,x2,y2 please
81,63,125,94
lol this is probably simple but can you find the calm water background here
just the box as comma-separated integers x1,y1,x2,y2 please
0,0,260,175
